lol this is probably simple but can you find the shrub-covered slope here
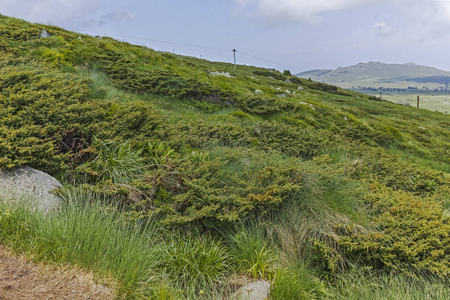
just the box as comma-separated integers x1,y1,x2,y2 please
1,15,450,299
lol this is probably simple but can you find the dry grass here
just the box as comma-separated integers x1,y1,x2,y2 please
0,246,116,300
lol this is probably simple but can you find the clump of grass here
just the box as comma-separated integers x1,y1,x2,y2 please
229,221,276,279
271,262,326,300
79,138,146,184
159,234,232,295
79,67,127,101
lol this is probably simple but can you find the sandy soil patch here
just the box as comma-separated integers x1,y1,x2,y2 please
0,246,115,300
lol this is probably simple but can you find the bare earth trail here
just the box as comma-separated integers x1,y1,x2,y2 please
0,246,115,300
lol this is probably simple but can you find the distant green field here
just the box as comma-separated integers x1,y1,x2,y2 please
384,93,450,114
362,92,450,114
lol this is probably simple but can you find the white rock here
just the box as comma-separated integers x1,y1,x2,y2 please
235,281,271,300
0,166,62,213
254,89,264,95
297,86,304,91
39,29,50,38
209,71,235,78
277,93,286,98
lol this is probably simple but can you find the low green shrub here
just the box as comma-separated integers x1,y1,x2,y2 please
0,22,41,41
307,81,338,92
0,62,162,174
333,184,450,277
252,70,286,81
161,157,302,226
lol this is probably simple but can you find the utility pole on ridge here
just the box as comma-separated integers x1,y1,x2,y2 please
232,49,237,69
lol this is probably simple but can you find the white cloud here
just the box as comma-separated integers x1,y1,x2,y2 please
233,0,250,14
0,0,102,26
100,11,134,22
0,0,133,29
234,0,390,23
371,22,395,37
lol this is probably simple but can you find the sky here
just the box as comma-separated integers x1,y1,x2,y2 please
2,0,450,73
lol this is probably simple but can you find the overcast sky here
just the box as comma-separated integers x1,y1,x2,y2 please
2,0,450,72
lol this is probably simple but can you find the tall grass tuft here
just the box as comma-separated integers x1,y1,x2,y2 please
0,188,165,298
271,262,326,300
80,138,146,184
229,221,275,279
159,234,233,296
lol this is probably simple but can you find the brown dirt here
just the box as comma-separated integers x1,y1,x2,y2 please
0,246,116,300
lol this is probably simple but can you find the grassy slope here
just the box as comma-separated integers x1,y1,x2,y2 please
1,15,450,299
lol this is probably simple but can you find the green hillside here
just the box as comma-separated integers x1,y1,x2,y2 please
1,15,450,299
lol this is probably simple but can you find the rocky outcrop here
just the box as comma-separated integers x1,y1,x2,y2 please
0,166,62,213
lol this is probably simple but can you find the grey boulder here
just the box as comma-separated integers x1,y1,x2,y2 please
235,281,271,300
0,166,62,213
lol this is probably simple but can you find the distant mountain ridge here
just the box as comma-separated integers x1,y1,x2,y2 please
296,62,450,88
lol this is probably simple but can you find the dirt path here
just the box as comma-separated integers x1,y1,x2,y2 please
0,246,115,300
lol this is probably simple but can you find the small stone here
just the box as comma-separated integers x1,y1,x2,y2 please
254,89,264,95
285,79,291,83
39,29,50,38
297,86,304,91
277,93,286,98
236,281,271,300
276,87,281,91
268,76,275,79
